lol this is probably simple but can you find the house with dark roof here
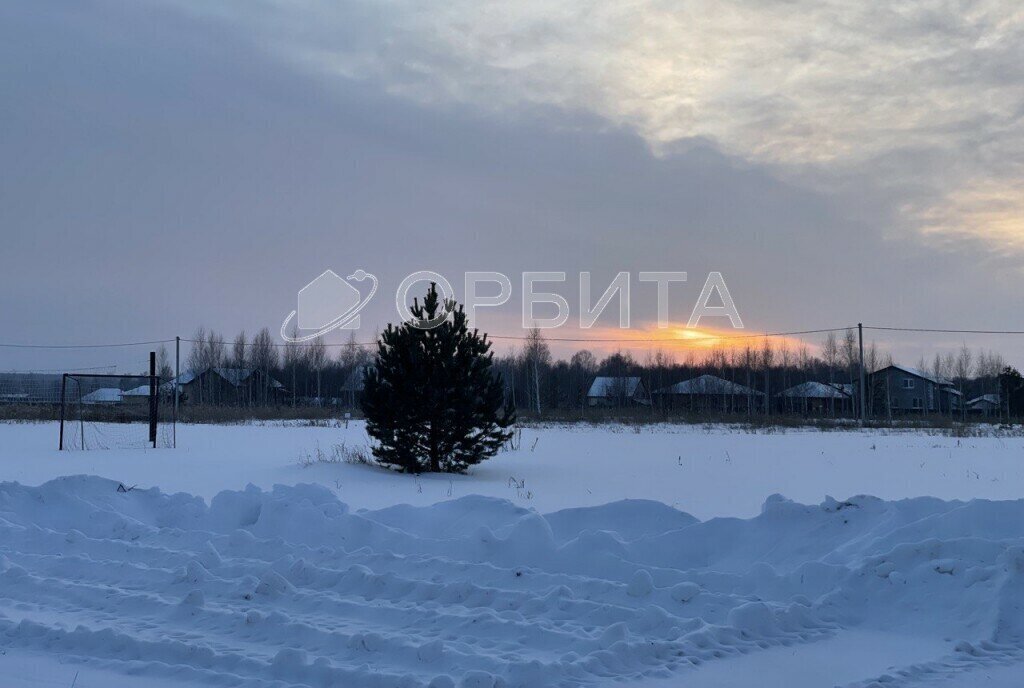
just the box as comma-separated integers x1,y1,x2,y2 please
966,393,1000,416
79,387,124,405
868,364,961,414
653,374,763,412
586,376,649,407
776,381,852,415
170,367,285,405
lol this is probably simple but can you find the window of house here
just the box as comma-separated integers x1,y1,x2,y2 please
912,397,923,409
902,377,915,389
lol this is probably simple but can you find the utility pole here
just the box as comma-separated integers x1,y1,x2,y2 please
174,336,180,449
58,374,67,451
149,351,158,448
858,323,866,424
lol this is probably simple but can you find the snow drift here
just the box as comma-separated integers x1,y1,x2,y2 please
0,476,1022,687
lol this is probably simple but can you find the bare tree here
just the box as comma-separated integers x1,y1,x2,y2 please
187,326,206,374
569,350,596,411
339,330,369,372
778,343,791,413
231,331,248,369
864,342,879,416
186,326,207,403
204,331,226,404
761,338,775,416
931,353,951,386
522,328,550,415
156,344,173,381
570,349,597,373
841,329,858,416
250,328,277,406
954,344,973,420
307,338,327,403
742,344,756,416
822,332,839,416
283,326,301,407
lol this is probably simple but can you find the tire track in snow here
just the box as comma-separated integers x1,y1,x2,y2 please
1,477,1022,687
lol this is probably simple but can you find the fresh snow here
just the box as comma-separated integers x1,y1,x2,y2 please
2,421,1024,518
1,421,1023,686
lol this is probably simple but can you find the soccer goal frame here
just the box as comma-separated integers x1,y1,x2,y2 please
58,352,162,450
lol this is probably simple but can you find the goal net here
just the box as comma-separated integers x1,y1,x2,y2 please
59,373,173,450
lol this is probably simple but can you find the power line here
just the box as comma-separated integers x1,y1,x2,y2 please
179,337,376,349
1,364,118,374
0,339,175,349
864,326,1024,335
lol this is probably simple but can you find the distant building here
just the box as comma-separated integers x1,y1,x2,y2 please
170,367,285,405
776,381,852,415
80,388,124,405
587,376,649,407
830,383,854,397
966,394,1000,416
654,374,763,412
120,383,171,406
868,365,961,414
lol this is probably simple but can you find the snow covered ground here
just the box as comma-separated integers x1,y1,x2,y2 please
1,421,1023,686
2,421,1024,519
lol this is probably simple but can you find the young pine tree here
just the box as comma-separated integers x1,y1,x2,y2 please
361,283,516,473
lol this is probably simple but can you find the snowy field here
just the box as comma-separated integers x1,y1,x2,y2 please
2,421,1024,519
1,421,1023,687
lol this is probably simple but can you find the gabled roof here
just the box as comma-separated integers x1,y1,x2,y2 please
875,364,953,386
656,374,764,397
967,393,1000,406
777,381,850,399
587,376,642,398
169,370,199,386
121,384,151,397
172,367,283,389
80,388,123,404
213,367,255,386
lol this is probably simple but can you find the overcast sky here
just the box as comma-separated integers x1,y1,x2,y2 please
2,0,1023,369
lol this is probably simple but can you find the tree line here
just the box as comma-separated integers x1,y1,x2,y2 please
176,325,1020,418
178,327,371,406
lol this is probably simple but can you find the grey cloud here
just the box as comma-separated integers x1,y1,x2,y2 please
0,0,1021,371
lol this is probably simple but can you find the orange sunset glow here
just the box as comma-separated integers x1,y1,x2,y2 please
544,324,819,360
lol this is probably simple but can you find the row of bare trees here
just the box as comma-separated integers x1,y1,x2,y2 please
183,328,371,406
176,325,1017,418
